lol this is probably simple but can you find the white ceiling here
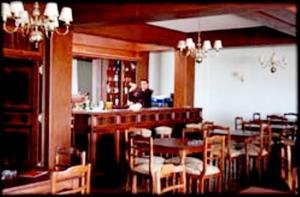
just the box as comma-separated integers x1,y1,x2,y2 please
148,14,263,33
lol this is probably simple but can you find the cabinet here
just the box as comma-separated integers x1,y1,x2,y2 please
105,59,136,108
1,32,43,170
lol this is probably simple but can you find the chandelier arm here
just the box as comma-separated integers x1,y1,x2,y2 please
3,22,19,34
55,25,70,36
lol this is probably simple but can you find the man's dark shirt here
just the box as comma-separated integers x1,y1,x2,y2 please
128,87,153,108
139,88,153,108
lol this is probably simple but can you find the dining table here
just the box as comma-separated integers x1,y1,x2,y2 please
153,138,203,164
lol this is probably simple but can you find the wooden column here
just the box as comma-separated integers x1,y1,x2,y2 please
47,32,73,168
136,52,149,83
174,51,195,107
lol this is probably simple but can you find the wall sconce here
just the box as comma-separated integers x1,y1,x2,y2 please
232,72,244,82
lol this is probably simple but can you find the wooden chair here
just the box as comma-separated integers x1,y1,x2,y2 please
210,125,244,186
51,163,91,194
280,138,298,194
267,114,288,125
234,117,243,130
124,128,164,192
267,115,289,139
185,134,225,193
252,112,261,121
244,123,272,181
129,135,185,194
54,147,86,171
155,164,186,195
164,125,208,165
154,126,173,138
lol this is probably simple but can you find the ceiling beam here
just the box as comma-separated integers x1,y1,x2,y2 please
187,27,295,47
74,23,186,47
68,3,294,25
236,9,296,37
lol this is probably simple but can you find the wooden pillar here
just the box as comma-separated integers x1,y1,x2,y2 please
136,52,149,83
174,51,195,107
47,32,73,168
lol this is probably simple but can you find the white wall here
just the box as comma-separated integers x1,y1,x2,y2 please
194,44,297,129
149,50,175,96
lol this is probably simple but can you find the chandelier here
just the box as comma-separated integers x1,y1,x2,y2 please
177,31,223,63
259,49,287,73
1,1,73,48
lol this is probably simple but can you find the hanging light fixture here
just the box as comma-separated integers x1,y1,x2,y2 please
177,31,223,63
1,1,73,48
259,48,287,73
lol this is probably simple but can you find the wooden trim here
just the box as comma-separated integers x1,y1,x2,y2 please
72,44,140,61
2,48,43,59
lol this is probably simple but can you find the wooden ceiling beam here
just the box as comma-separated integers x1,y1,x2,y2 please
236,10,296,37
74,23,186,47
186,27,295,47
68,3,294,25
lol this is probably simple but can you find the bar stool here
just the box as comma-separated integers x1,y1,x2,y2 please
154,126,173,138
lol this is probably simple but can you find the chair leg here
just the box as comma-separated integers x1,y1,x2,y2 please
246,155,250,182
125,171,131,192
256,158,262,180
132,174,137,194
199,178,205,194
228,158,232,184
218,175,222,192
188,176,193,193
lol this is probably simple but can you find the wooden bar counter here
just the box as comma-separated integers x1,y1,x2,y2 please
72,107,202,166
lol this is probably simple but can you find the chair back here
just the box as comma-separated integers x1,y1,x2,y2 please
182,127,208,141
267,115,288,125
260,124,272,154
51,163,91,194
234,116,243,130
155,164,186,194
129,134,154,174
242,120,261,131
283,113,298,121
202,135,225,177
211,125,232,157
253,112,261,121
55,147,86,171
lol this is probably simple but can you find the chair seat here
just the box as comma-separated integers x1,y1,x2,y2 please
165,156,202,165
185,160,220,176
211,144,244,158
136,156,165,165
185,123,201,129
155,126,172,135
133,128,152,138
132,163,164,175
241,144,268,156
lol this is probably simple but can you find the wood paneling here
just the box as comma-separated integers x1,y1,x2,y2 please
48,32,73,168
136,52,149,83
174,51,195,108
72,32,171,60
